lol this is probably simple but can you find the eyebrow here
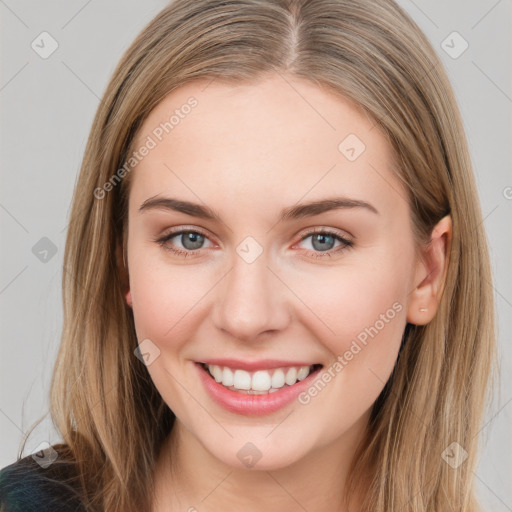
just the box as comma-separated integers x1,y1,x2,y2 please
138,195,379,221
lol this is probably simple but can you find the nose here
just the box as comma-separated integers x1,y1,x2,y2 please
212,248,291,342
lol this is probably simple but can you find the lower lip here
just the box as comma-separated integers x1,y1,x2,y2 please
195,362,322,416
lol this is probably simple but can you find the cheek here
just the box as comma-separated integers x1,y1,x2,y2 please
288,249,412,377
127,244,213,345
127,247,215,413
289,259,410,434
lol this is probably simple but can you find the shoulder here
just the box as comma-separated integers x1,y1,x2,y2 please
0,446,86,512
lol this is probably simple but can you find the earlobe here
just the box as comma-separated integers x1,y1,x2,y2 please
406,215,452,325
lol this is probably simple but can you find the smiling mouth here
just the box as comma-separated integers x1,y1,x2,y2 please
199,362,323,394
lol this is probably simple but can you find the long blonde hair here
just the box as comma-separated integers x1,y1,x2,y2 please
20,0,496,510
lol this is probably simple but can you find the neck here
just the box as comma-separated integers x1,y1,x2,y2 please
152,413,371,512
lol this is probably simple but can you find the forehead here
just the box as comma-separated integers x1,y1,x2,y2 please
128,74,406,217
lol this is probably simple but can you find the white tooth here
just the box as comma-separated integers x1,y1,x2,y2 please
271,369,285,389
233,369,251,390
297,366,310,381
269,388,279,393
285,367,297,385
208,364,223,382
222,367,234,387
251,370,271,391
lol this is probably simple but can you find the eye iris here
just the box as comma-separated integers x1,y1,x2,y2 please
312,233,335,252
182,232,204,250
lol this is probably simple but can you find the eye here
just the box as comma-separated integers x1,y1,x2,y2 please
154,227,214,257
154,226,354,259
295,228,354,258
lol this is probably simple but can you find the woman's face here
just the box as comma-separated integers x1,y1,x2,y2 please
124,74,423,469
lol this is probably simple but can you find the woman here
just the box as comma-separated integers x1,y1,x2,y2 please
0,0,496,510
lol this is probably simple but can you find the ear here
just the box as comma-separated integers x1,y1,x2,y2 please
115,240,132,308
407,215,452,325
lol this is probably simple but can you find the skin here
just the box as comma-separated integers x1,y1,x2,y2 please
120,73,451,511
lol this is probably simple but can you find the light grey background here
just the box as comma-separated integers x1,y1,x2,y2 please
1,0,511,508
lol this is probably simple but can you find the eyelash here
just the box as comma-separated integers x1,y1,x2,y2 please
154,226,354,259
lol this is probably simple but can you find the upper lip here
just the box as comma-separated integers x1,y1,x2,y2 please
197,358,321,371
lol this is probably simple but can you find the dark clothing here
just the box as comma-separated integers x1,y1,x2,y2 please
0,449,86,512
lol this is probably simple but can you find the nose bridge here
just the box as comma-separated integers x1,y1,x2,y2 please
213,244,289,341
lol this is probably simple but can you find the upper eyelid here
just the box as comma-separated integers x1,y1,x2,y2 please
161,225,214,242
297,226,354,241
